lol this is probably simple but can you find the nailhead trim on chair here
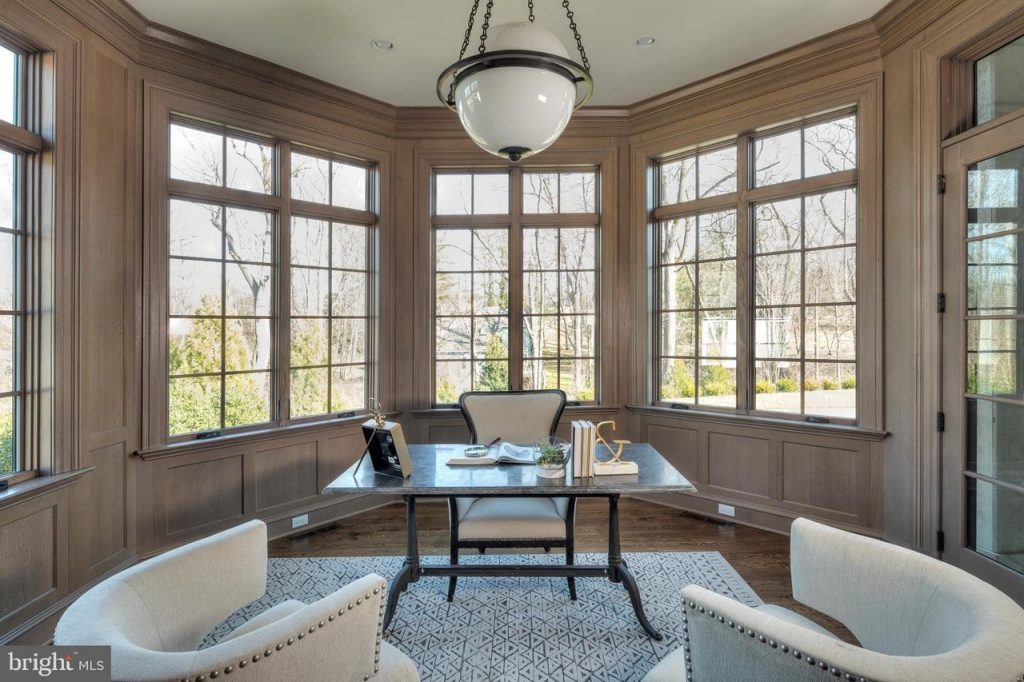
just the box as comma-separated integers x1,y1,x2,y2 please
177,582,388,682
682,599,873,682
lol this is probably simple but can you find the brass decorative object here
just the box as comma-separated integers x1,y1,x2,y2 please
593,420,639,475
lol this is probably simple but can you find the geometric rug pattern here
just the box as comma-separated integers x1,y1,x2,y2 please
204,552,762,681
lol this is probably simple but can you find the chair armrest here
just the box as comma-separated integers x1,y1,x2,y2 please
171,574,390,682
680,585,899,682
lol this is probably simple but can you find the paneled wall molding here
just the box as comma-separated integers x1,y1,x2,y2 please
881,0,1024,552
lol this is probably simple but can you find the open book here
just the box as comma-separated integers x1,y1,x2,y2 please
446,443,535,466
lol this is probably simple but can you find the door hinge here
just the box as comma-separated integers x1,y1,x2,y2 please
938,174,946,194
936,530,945,553
937,293,946,313
937,411,946,432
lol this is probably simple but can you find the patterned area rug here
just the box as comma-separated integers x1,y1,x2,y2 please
205,552,761,681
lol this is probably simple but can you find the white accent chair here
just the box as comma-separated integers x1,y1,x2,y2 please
644,517,1024,682
447,389,574,601
54,520,419,682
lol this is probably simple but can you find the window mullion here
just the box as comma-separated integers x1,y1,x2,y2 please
509,168,524,391
277,141,292,425
736,135,753,412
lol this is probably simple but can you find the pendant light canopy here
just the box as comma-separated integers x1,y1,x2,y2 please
436,0,594,162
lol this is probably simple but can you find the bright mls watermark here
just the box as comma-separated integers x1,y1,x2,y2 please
2,647,110,681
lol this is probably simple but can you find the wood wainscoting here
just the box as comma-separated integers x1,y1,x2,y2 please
134,420,390,554
628,407,885,536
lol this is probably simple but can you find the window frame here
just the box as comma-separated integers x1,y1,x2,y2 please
146,92,385,447
638,81,882,431
429,166,601,406
0,39,42,484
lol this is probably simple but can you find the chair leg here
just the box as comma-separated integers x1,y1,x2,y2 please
447,498,459,602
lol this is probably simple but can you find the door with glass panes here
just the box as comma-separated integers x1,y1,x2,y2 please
942,108,1024,603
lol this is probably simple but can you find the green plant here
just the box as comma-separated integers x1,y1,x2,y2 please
536,443,567,466
803,379,821,392
822,378,840,390
662,362,695,399
775,377,798,393
701,381,736,397
755,380,776,394
841,377,857,389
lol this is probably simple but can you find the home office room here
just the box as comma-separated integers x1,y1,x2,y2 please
1,0,1023,680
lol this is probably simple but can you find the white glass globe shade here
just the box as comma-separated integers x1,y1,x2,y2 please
453,22,577,160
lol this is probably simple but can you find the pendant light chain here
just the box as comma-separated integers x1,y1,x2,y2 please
528,0,535,22
561,0,590,71
449,0,482,105
457,0,482,62
478,0,495,53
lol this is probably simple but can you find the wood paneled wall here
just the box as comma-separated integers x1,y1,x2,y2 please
0,0,1016,645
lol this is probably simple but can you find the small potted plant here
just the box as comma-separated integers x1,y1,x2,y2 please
533,436,570,478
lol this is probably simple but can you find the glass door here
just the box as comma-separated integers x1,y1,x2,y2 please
942,112,1024,601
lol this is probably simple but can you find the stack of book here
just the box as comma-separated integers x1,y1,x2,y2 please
571,420,597,478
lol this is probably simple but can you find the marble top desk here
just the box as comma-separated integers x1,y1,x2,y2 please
323,443,695,639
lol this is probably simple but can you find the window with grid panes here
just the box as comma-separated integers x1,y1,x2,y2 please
654,112,858,422
433,168,599,404
0,43,29,475
166,119,375,438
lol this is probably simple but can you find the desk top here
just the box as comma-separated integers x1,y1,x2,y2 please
322,443,695,497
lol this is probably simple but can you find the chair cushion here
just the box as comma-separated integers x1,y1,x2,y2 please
642,647,688,682
219,599,306,643
374,641,421,681
754,604,838,639
457,497,568,540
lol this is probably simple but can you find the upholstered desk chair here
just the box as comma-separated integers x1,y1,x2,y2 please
447,389,573,601
644,517,1024,682
54,520,419,682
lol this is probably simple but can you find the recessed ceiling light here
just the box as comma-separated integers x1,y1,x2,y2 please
371,38,394,52
635,36,656,48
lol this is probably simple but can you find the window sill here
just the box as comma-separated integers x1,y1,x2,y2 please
627,405,888,442
136,413,395,461
409,404,622,419
0,467,94,511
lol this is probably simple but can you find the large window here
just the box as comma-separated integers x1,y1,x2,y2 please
0,44,32,476
166,119,375,439
289,149,373,418
432,168,599,404
654,112,858,423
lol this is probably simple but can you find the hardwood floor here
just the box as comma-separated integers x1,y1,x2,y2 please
269,497,853,641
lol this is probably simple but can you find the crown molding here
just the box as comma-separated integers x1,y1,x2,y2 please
627,20,881,135
46,0,919,142
872,0,962,55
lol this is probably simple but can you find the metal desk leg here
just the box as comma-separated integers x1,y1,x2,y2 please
383,495,419,631
607,494,662,640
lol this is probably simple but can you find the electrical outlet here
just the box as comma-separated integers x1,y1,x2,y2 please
291,514,309,529
717,503,736,517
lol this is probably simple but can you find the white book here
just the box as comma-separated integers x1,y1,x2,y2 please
583,420,594,477
446,442,536,466
571,420,583,478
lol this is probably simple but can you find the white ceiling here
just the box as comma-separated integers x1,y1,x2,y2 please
126,0,889,107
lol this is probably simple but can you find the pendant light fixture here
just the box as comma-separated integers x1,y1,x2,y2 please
436,0,594,162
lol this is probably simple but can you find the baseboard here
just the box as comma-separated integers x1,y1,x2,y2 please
2,555,138,645
629,492,883,538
